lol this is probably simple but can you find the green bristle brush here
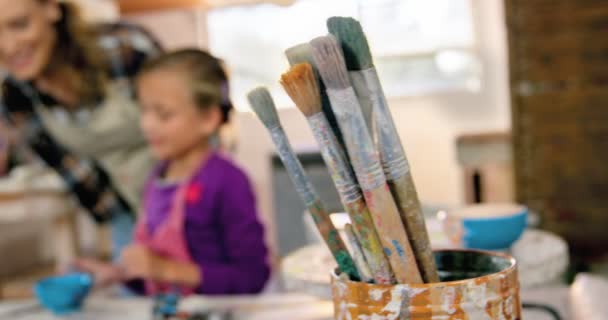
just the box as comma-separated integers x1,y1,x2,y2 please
328,17,439,283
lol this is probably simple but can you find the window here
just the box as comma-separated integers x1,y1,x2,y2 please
207,0,479,111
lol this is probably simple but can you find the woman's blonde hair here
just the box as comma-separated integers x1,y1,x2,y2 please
44,0,108,104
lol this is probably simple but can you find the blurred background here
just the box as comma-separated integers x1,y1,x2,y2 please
0,0,607,319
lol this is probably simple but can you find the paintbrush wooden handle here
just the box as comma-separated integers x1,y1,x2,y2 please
388,174,439,283
307,112,394,284
325,86,422,284
307,199,360,280
269,126,317,206
344,223,373,283
355,67,438,283
364,185,422,284
349,72,375,136
267,126,359,280
344,198,395,284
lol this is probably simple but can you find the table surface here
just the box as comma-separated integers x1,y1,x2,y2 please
0,287,571,320
0,294,334,320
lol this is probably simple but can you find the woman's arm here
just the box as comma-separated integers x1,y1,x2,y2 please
97,22,162,79
0,82,27,175
0,121,13,175
0,127,27,176
1,79,134,223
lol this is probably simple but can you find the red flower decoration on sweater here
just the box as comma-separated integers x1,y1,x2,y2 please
186,182,203,204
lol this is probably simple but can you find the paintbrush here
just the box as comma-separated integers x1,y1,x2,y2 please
247,87,359,280
281,63,394,284
310,35,422,284
285,43,346,151
285,37,373,138
328,17,439,283
343,223,372,283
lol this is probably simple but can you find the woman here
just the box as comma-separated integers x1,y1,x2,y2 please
0,0,161,257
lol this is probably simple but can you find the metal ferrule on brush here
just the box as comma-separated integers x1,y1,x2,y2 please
329,87,385,192
308,112,362,203
359,68,410,181
269,126,317,206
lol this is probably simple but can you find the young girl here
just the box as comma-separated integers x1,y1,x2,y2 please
78,49,270,295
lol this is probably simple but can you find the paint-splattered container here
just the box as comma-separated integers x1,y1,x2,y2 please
332,249,521,319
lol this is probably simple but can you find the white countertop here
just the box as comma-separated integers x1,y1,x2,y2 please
0,288,572,320
0,294,334,320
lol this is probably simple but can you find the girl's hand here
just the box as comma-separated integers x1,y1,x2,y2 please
121,244,162,280
71,258,124,288
121,244,202,287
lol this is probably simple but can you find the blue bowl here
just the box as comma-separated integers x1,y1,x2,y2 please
460,204,528,250
34,273,93,315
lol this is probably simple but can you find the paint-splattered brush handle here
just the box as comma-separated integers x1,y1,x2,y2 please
344,223,373,283
349,72,375,137
389,175,438,283
354,68,438,283
307,199,360,280
343,199,394,284
319,81,347,155
267,126,360,280
324,86,422,284
363,184,422,284
307,112,394,284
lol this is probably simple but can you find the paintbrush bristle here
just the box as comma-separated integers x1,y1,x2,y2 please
285,43,314,66
247,87,280,129
285,43,321,83
310,35,351,90
280,63,322,118
286,42,347,149
327,17,373,70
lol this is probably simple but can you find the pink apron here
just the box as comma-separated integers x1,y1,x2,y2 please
133,180,203,296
